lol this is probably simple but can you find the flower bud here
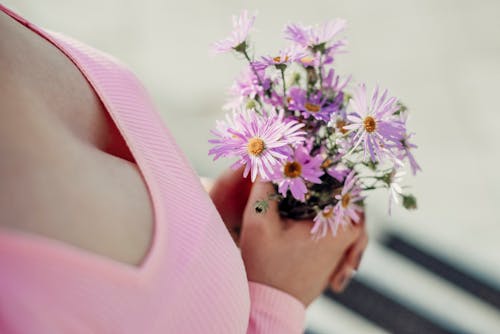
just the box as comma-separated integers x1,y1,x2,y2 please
402,194,417,210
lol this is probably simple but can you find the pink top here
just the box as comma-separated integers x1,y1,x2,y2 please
0,4,306,334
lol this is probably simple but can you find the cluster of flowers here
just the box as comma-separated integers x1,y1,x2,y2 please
209,10,420,240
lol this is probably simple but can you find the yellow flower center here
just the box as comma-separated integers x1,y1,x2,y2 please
305,102,321,113
247,137,265,156
363,116,377,133
336,120,348,134
283,161,302,178
321,158,332,169
322,207,334,218
341,193,351,208
300,56,314,64
273,55,290,63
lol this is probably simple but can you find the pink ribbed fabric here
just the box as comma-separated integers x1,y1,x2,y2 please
0,4,306,334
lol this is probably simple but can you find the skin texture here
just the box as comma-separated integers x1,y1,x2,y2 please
209,167,369,306
0,10,154,267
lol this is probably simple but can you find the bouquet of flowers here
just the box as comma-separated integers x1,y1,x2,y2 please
209,10,420,240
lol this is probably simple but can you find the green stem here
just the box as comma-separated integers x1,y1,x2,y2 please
242,49,263,87
318,54,324,91
280,68,287,105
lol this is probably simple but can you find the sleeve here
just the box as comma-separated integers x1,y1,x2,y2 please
246,281,306,334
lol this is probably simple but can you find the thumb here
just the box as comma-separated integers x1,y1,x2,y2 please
244,177,283,233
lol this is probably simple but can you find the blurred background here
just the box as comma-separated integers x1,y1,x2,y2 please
4,0,499,332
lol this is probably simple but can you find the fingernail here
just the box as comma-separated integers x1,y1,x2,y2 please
339,269,357,291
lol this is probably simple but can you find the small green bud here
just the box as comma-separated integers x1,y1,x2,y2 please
343,93,352,105
363,160,378,171
311,42,326,54
380,172,392,185
402,194,418,210
291,72,301,86
233,41,247,53
275,63,287,71
246,99,257,110
394,101,408,115
254,200,269,214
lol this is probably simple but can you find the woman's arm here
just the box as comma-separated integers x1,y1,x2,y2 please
208,168,368,333
246,281,306,333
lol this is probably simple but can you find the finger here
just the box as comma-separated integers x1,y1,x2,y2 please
244,176,283,233
331,266,357,293
210,166,252,229
329,228,368,292
349,231,369,270
338,212,367,270
211,165,252,194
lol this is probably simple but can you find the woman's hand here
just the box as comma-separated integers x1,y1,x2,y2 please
206,167,368,301
205,166,252,246
239,178,368,307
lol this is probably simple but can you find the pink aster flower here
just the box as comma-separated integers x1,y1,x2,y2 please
262,89,284,108
326,163,350,182
212,10,256,54
270,145,324,201
223,66,270,111
332,170,364,229
284,19,347,56
297,54,319,67
288,87,342,122
310,205,336,240
344,84,406,162
322,68,350,96
210,112,241,148
259,46,308,69
208,108,306,181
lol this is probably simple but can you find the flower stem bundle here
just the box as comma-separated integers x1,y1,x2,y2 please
209,10,420,239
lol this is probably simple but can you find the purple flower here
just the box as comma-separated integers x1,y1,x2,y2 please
326,163,350,182
284,19,347,56
311,205,336,240
288,87,341,122
211,110,241,145
297,54,319,67
344,84,405,162
223,66,270,111
259,46,308,69
208,108,306,181
262,89,284,108
212,10,256,54
322,68,350,96
332,170,364,229
270,145,324,201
